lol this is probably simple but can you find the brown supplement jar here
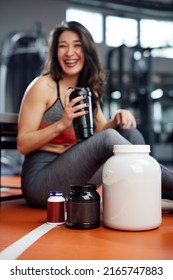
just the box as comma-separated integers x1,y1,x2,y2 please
66,184,100,229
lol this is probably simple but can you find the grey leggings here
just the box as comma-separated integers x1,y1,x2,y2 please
21,127,173,207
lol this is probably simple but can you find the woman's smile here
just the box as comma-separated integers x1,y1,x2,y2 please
64,59,79,67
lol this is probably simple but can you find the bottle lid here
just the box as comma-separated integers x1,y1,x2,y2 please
70,184,96,192
49,190,63,196
113,145,150,153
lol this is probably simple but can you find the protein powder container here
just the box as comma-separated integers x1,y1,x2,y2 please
102,145,162,231
66,184,100,229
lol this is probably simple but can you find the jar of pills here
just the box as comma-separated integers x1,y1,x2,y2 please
47,190,65,225
102,145,162,231
66,184,100,229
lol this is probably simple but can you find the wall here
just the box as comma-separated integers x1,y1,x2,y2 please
0,0,68,49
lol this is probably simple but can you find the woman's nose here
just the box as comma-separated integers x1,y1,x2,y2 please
66,46,74,55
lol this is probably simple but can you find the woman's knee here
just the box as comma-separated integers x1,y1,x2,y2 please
116,126,145,144
100,128,130,145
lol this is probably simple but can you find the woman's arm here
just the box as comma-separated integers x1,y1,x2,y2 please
94,104,136,132
17,76,88,155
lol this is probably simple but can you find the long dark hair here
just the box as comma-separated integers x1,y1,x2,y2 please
42,21,107,112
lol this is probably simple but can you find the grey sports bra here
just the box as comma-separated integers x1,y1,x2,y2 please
39,82,77,144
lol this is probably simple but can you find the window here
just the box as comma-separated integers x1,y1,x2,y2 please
140,19,173,48
105,16,138,47
66,8,103,43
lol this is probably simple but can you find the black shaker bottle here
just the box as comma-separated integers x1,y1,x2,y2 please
70,87,93,140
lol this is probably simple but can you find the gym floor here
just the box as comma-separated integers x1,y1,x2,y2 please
0,176,173,260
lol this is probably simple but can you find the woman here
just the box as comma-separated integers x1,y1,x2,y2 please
17,21,173,207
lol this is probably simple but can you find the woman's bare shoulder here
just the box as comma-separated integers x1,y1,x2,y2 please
21,75,57,107
26,75,56,91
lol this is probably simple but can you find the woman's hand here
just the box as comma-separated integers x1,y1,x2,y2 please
61,87,88,128
113,109,136,129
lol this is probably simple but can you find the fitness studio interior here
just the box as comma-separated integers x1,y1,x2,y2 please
1,0,173,265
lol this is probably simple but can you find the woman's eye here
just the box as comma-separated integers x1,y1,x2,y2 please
75,44,82,47
58,44,66,48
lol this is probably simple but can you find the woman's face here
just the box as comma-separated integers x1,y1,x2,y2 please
57,30,85,78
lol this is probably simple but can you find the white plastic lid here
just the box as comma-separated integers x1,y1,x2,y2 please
49,190,63,196
113,145,150,153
